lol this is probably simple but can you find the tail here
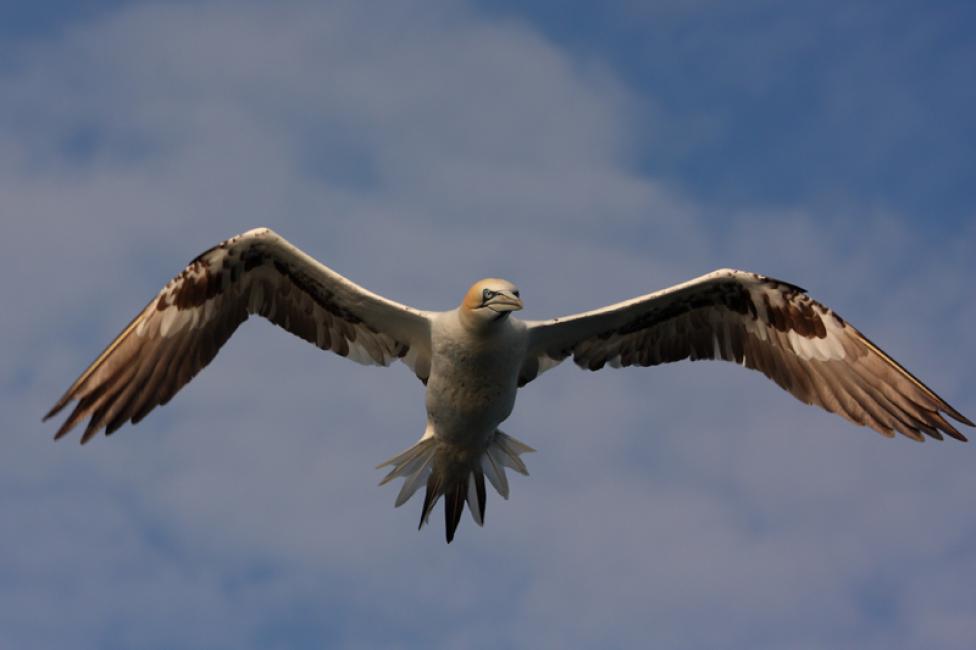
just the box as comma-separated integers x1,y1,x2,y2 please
377,430,535,543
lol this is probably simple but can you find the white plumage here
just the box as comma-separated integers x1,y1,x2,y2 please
46,228,972,542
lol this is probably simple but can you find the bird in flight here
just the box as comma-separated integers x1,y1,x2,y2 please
46,228,972,542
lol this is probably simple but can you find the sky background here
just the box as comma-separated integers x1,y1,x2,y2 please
2,1,975,648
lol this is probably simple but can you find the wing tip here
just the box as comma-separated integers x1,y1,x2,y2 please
51,403,83,441
885,411,969,443
949,411,975,429
43,396,71,422
931,409,971,442
938,417,969,443
80,425,100,445
945,429,969,443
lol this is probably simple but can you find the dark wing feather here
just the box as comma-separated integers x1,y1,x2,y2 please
46,228,432,442
521,269,972,442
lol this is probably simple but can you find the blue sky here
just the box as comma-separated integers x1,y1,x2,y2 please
2,1,974,648
479,0,976,226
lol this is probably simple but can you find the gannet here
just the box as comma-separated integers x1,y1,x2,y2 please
46,228,973,542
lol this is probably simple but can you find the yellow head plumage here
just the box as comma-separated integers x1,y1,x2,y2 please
459,279,523,325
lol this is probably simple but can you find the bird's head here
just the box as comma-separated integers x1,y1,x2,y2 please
460,278,523,327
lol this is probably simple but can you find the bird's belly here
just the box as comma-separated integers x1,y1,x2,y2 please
425,356,518,449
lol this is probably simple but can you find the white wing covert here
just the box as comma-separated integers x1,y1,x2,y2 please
46,228,433,442
521,269,971,442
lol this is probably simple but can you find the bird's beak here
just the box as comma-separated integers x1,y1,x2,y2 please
487,291,523,313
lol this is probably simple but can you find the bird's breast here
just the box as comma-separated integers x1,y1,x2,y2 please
425,316,527,448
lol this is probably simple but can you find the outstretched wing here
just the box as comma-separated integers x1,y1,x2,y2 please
46,227,433,442
520,269,972,442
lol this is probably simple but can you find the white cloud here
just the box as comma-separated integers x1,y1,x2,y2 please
2,1,974,648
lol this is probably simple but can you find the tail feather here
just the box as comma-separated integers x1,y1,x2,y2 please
378,429,534,543
493,431,534,475
466,471,486,527
482,449,509,498
444,479,466,542
396,463,432,508
377,438,436,484
420,472,443,527
377,437,437,507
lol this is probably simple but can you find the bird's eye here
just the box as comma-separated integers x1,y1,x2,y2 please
513,290,520,297
482,288,495,301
